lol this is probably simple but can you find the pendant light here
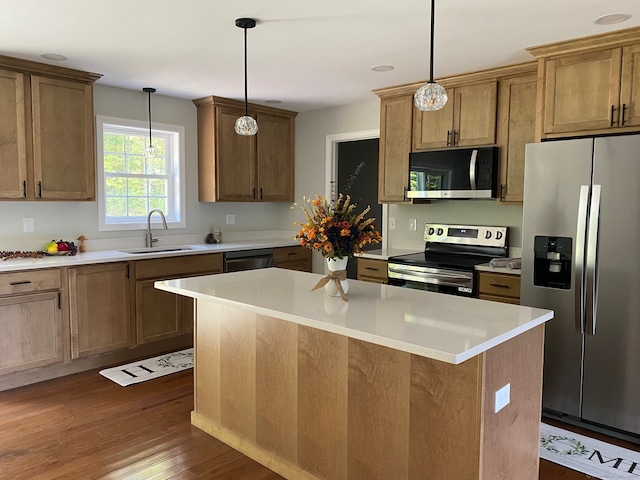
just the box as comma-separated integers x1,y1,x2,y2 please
143,87,156,157
235,18,258,136
414,0,448,111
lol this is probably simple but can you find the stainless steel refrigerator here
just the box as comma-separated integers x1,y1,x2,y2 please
521,135,640,436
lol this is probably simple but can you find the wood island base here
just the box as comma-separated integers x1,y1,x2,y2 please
192,300,544,480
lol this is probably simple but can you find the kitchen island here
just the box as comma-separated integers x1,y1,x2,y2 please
156,268,553,480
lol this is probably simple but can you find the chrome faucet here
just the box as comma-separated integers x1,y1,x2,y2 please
146,209,168,247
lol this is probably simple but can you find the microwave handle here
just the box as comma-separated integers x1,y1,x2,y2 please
469,149,478,190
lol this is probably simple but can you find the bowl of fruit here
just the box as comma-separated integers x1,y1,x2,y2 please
45,240,78,256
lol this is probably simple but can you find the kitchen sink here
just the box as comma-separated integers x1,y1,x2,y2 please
118,246,195,255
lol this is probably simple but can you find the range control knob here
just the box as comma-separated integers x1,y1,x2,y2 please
436,228,444,235
485,231,492,239
428,227,435,235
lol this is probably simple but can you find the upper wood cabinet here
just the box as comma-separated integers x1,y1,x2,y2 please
376,94,413,203
413,81,497,150
0,55,100,201
193,96,297,202
496,71,537,204
528,27,640,139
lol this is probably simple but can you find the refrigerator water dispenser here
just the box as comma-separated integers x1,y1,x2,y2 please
533,236,572,289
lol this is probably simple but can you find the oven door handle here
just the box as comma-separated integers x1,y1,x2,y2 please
388,265,471,284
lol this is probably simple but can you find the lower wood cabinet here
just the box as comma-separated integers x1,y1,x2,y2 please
67,263,131,359
0,268,63,375
272,246,312,272
357,257,388,284
132,253,223,345
477,271,521,304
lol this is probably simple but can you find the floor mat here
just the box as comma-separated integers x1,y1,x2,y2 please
541,422,640,479
99,348,193,386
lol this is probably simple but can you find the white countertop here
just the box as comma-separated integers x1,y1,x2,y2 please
358,248,422,260
156,268,552,365
0,238,299,273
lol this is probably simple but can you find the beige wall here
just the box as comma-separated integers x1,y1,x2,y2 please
0,84,281,250
0,85,524,254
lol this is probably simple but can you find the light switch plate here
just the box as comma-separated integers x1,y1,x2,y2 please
409,218,417,231
226,214,236,225
495,383,510,413
389,217,396,230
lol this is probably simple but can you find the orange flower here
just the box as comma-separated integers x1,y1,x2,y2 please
340,228,350,237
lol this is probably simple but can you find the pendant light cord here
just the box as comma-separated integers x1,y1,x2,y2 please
429,0,435,83
147,89,153,147
243,26,249,116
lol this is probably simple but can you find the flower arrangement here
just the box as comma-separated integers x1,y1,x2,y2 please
294,194,381,259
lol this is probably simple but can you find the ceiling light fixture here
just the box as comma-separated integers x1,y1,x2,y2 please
371,65,394,72
594,13,631,25
414,0,448,111
142,87,156,158
41,53,68,61
235,18,258,136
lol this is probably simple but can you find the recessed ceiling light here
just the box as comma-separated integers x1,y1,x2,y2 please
41,53,68,61
265,99,282,104
594,13,631,25
371,65,394,72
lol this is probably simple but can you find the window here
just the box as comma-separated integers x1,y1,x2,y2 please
96,115,185,231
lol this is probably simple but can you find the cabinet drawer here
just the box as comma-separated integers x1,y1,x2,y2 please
357,258,388,281
134,253,223,280
0,269,61,296
273,246,309,264
477,272,521,298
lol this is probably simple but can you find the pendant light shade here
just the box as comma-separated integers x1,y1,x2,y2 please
143,87,156,157
414,0,448,111
235,17,258,136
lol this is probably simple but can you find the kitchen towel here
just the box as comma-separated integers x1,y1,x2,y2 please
490,257,521,269
99,348,193,387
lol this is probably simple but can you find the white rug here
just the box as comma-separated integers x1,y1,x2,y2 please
99,348,193,387
540,422,640,479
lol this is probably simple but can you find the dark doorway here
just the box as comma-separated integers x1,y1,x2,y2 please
337,138,381,279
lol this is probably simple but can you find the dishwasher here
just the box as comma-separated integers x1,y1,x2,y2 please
223,248,273,272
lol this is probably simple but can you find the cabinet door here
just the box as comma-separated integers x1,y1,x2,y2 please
136,279,182,345
257,113,293,202
379,95,413,203
413,97,454,150
215,105,256,201
497,74,537,203
31,75,95,200
68,263,131,359
619,44,640,128
454,81,497,147
357,258,388,284
0,69,27,199
0,291,63,375
543,48,622,135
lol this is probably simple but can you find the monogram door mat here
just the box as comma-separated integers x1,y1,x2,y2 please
99,348,193,387
540,422,640,479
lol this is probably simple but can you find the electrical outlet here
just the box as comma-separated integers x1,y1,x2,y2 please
225,214,236,225
409,218,417,231
494,383,510,413
389,217,396,230
23,217,35,233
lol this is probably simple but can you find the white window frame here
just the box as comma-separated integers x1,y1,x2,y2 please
96,115,186,231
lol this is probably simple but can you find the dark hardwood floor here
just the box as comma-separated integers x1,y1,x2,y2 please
0,367,637,479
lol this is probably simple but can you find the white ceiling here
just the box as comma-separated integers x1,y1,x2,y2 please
2,1,640,113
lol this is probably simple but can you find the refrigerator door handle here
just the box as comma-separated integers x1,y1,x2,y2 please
574,185,590,334
469,149,477,190
585,184,601,335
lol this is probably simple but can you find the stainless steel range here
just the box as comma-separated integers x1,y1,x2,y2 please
387,224,508,297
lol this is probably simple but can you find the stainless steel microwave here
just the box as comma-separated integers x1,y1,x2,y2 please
407,147,499,199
